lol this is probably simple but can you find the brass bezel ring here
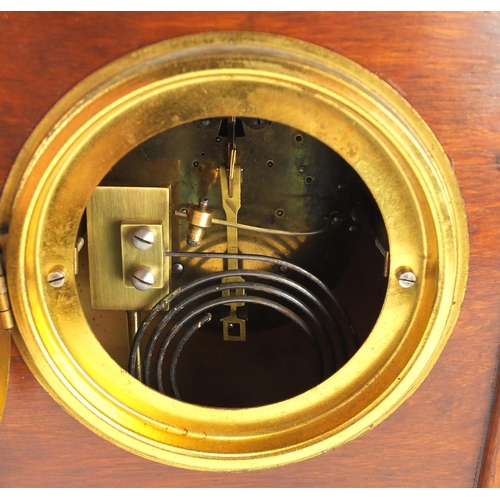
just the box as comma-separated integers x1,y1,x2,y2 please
0,32,468,471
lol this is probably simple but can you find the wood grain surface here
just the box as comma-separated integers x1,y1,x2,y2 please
1,11,500,487
478,357,500,487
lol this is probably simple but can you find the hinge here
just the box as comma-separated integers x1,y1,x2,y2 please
0,261,15,331
0,258,12,422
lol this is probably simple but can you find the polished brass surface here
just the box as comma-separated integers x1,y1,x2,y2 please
227,116,237,198
87,186,170,310
186,207,213,230
0,263,14,331
0,259,11,420
0,32,468,471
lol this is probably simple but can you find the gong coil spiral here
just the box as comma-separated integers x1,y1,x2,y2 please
128,252,358,402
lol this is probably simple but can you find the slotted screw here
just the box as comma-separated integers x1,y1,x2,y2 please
398,270,417,288
131,226,154,251
47,269,66,288
131,268,155,291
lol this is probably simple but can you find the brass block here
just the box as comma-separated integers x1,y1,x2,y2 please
187,207,213,228
87,186,170,310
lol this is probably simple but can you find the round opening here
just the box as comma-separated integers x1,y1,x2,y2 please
76,117,389,409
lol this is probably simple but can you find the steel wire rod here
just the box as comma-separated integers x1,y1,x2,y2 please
174,210,334,236
143,278,336,386
164,251,358,347
169,312,213,400
144,280,335,388
171,268,347,361
155,295,323,395
128,262,353,378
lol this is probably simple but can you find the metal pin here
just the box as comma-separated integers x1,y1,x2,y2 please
227,116,237,197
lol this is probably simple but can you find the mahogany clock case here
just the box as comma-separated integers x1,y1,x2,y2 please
0,12,499,487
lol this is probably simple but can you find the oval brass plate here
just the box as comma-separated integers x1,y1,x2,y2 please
0,32,468,471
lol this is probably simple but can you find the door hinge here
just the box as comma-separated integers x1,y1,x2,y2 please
0,262,14,331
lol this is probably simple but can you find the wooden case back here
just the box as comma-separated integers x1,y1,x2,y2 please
0,12,499,487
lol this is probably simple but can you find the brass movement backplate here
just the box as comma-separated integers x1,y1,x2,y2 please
0,32,468,471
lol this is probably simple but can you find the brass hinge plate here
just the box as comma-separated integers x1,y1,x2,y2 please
0,263,15,330
0,261,13,422
0,329,10,422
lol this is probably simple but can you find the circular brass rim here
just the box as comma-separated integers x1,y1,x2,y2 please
1,32,468,471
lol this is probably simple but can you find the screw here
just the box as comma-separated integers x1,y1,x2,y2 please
248,118,271,129
172,262,184,276
215,136,222,143
198,197,210,210
295,134,303,142
299,166,306,173
192,161,199,167
306,176,313,184
131,226,154,251
131,268,155,291
398,270,417,288
198,119,213,127
267,160,274,168
276,209,284,217
47,269,66,288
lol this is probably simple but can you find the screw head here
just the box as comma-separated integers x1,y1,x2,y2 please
131,226,154,251
247,118,271,129
131,268,155,291
398,270,417,288
198,119,213,128
198,197,210,210
47,269,66,288
172,262,184,276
